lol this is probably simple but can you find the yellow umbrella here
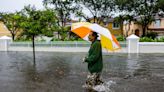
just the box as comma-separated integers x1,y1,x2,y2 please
71,22,121,51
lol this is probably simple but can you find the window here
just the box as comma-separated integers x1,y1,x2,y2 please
112,22,120,29
154,20,161,28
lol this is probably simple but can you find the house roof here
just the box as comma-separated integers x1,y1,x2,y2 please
0,21,11,36
88,16,114,23
134,14,164,20
105,18,114,23
148,28,164,31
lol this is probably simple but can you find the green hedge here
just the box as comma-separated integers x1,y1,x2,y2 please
116,35,126,41
140,37,164,42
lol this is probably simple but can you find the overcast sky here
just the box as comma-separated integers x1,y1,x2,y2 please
0,0,121,20
0,0,44,13
0,0,89,20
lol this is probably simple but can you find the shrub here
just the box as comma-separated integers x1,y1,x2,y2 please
78,38,83,41
140,36,164,42
116,35,125,41
51,38,60,41
15,37,31,42
157,37,164,42
139,37,154,42
145,32,158,39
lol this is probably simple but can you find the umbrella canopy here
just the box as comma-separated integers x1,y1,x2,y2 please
71,22,121,51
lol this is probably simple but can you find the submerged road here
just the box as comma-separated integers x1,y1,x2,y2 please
0,52,164,92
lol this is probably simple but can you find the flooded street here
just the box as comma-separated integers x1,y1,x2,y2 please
0,52,164,92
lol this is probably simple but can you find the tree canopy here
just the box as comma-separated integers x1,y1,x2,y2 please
0,12,24,40
75,0,115,24
20,5,57,38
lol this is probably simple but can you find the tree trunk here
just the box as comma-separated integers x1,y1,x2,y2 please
126,22,131,37
58,31,59,39
120,21,123,36
32,35,36,66
93,16,96,23
142,26,146,37
11,33,15,41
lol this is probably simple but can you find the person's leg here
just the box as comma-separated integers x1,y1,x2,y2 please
83,73,96,88
83,72,103,88
95,72,103,85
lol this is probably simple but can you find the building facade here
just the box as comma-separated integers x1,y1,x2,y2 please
89,17,122,36
123,16,164,37
0,21,11,37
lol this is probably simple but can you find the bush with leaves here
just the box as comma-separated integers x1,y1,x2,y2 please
139,37,154,42
116,35,125,41
51,38,61,41
156,37,164,42
145,32,158,39
140,36,164,42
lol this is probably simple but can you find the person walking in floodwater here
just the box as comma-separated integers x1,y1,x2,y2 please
82,31,103,88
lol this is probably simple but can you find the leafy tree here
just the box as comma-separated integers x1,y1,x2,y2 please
20,5,57,66
114,15,125,35
0,12,23,40
156,0,164,17
124,15,134,37
157,0,164,12
43,0,77,40
115,0,159,37
114,0,135,11
134,0,159,37
114,15,134,37
75,0,115,24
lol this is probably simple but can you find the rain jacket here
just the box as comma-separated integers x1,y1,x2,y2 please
85,40,103,73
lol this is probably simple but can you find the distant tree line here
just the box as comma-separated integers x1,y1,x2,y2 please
0,0,164,41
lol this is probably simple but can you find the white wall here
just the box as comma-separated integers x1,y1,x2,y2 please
139,42,164,53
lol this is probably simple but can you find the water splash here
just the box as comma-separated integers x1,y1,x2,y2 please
93,80,116,92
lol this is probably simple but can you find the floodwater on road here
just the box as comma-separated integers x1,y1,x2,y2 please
0,52,164,92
